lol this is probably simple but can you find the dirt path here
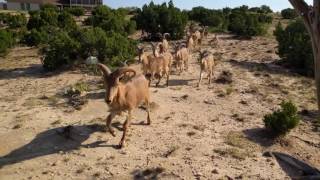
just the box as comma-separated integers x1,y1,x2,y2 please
0,35,319,180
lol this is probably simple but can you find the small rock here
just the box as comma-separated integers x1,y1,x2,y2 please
212,169,219,174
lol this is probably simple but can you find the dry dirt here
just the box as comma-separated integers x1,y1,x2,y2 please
0,33,319,180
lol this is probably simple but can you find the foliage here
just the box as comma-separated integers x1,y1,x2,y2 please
6,14,27,29
42,31,80,70
274,19,314,76
135,0,188,40
40,4,58,11
27,9,58,30
57,11,77,30
263,101,300,135
228,9,266,37
0,29,14,56
249,5,273,14
187,6,226,31
281,8,298,19
186,5,272,36
84,5,136,35
0,13,27,29
22,28,49,46
64,7,85,17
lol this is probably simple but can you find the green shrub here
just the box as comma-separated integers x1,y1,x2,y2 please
281,8,298,19
77,27,108,60
42,31,80,70
255,5,273,14
58,11,77,30
187,6,227,32
22,28,48,46
228,10,266,37
40,4,58,11
135,0,188,40
84,5,135,35
263,101,300,135
27,8,58,30
187,6,272,36
7,14,27,29
0,29,14,56
274,20,313,76
64,7,85,17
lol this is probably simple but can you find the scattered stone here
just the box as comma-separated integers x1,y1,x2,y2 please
212,169,219,174
216,71,233,84
204,99,215,105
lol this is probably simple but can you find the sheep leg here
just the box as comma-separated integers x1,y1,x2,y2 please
208,71,212,84
119,110,132,148
106,112,116,137
185,59,189,71
198,70,204,87
166,71,170,87
156,75,162,87
145,99,151,125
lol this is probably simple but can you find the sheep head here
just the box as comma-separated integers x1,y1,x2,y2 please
97,63,136,104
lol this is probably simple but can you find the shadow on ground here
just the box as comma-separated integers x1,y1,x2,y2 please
0,124,116,168
264,152,320,178
243,128,277,147
228,59,300,77
131,167,165,180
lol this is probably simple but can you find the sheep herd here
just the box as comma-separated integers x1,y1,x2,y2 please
97,26,220,148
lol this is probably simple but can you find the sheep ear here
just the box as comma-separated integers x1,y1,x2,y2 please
97,63,111,77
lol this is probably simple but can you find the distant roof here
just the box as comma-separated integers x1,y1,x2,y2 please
7,0,69,5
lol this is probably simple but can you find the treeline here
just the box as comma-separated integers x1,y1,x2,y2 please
1,1,309,75
0,5,137,71
187,5,273,37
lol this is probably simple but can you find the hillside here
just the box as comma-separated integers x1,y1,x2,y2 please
0,31,319,179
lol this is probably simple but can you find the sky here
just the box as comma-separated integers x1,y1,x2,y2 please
104,0,313,12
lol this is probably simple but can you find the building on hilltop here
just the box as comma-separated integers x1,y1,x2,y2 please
6,0,102,11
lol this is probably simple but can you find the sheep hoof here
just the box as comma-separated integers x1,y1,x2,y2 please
109,129,116,137
119,141,125,148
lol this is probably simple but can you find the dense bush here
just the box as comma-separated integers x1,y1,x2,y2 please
77,27,136,62
22,27,51,46
135,0,188,40
249,5,273,14
257,13,273,24
84,5,136,35
188,7,226,31
57,11,77,30
7,14,27,29
264,101,300,135
186,5,272,36
0,13,27,29
281,8,298,19
228,10,266,37
42,31,80,70
27,8,58,30
0,29,14,56
274,20,313,76
64,7,85,17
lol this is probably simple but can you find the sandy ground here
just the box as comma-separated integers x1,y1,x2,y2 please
0,33,319,180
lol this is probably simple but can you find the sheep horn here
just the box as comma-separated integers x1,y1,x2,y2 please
114,67,137,82
115,68,137,80
97,63,112,76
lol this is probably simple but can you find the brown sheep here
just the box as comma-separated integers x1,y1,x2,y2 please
97,63,151,148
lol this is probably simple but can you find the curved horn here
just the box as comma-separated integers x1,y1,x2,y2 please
97,63,111,76
163,33,170,39
114,68,137,82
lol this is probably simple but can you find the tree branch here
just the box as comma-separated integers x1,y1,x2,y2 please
289,0,313,36
289,0,310,15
